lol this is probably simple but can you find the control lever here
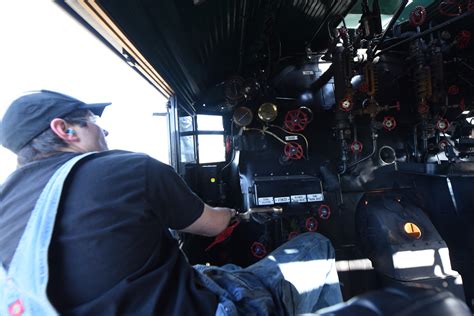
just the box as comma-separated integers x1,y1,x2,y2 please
237,206,283,221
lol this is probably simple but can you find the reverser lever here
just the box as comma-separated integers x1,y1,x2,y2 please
237,206,283,221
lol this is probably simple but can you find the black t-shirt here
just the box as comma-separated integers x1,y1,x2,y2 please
0,150,218,315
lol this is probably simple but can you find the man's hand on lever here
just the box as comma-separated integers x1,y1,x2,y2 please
180,204,237,237
237,206,283,221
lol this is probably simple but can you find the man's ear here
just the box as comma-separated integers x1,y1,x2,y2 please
50,118,78,142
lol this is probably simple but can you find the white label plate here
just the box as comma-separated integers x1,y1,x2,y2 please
291,195,307,203
274,196,291,203
258,197,274,205
307,193,324,202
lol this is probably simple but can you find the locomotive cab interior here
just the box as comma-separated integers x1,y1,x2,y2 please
58,0,474,312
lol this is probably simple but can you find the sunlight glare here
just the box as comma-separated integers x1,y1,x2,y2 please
336,258,373,272
278,259,339,294
283,249,299,255
0,1,169,183
392,249,435,269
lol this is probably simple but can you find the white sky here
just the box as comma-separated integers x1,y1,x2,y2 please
0,0,170,183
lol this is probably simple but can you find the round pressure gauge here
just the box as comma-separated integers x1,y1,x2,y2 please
242,79,260,100
232,107,253,127
257,102,278,122
224,76,245,103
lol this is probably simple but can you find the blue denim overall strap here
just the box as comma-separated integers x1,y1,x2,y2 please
0,152,95,316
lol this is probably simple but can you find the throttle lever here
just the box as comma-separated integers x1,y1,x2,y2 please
237,206,283,221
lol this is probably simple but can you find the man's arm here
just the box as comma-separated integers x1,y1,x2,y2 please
145,157,235,235
180,204,236,237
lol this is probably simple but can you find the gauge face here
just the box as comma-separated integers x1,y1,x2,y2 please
242,79,260,100
298,106,313,123
258,103,278,122
224,76,245,103
233,107,253,127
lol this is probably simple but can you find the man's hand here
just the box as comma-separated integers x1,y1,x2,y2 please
180,204,236,237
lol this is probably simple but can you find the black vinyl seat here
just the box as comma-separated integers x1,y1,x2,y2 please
313,285,471,316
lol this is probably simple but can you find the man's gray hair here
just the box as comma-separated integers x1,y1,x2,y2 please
17,109,90,165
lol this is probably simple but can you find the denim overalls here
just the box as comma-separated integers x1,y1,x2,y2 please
0,153,94,316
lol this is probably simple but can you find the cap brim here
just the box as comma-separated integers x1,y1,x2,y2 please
80,102,111,116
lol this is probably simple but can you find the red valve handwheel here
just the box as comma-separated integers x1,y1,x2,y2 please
284,109,309,132
383,116,397,131
250,242,267,259
448,85,460,95
436,119,450,132
339,97,353,112
284,142,304,160
338,27,348,36
318,204,331,220
305,217,319,232
456,30,471,49
409,6,427,26
350,141,363,153
438,140,449,150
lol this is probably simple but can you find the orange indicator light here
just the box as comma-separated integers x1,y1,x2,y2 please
404,222,422,239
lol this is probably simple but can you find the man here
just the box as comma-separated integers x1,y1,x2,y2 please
0,90,342,315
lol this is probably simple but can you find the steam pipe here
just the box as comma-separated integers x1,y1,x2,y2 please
306,1,338,49
375,10,474,58
373,0,409,52
347,139,377,168
346,128,378,169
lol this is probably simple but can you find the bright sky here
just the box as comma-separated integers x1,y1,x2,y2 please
0,0,170,183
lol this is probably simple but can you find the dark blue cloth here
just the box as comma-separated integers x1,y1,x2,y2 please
195,232,343,315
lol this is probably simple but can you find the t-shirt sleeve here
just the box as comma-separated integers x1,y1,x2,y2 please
145,157,204,230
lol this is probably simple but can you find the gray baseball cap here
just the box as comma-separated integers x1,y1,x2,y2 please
0,90,111,154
